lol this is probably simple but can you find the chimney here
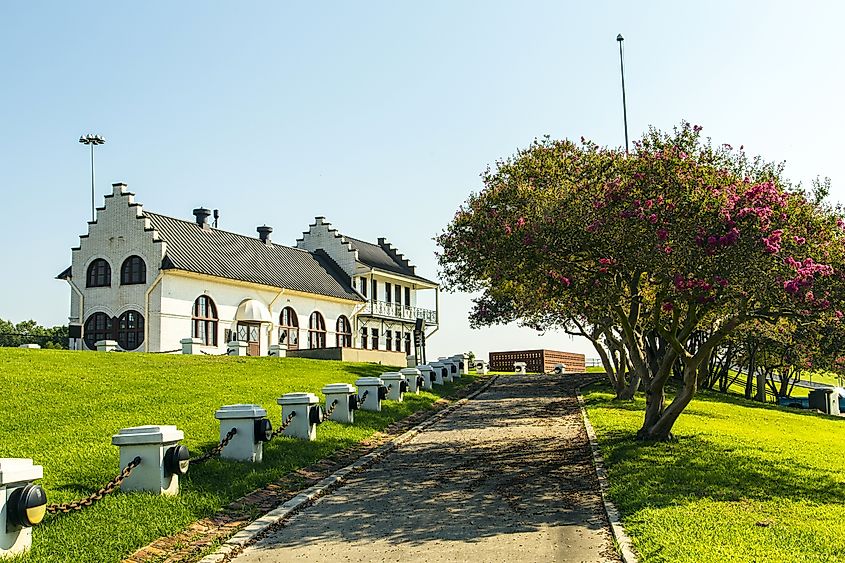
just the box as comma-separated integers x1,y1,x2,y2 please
257,225,273,244
193,208,212,229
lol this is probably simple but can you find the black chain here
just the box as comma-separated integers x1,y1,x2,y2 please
269,410,297,439
150,349,182,354
359,389,369,405
191,428,238,464
46,456,142,515
324,399,340,419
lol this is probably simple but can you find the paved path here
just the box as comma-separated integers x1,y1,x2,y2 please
231,374,620,563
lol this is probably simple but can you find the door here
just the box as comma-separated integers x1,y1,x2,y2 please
238,322,261,356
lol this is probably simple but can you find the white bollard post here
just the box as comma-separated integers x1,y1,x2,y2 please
475,360,489,375
322,383,358,424
181,337,202,355
269,344,286,357
227,341,248,356
406,355,417,368
514,362,527,374
355,377,385,411
553,363,566,375
382,372,407,402
417,365,435,390
95,339,118,352
214,404,272,462
400,367,424,394
429,362,446,385
277,393,322,440
448,357,463,380
17,344,40,350
111,425,188,495
0,459,46,559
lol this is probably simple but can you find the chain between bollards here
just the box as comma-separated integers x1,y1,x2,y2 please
324,399,339,419
359,389,369,405
191,427,238,464
45,456,142,515
270,410,297,439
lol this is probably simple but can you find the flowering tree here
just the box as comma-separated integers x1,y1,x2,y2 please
437,123,845,440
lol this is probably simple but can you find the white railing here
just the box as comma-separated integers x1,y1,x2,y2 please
362,301,437,324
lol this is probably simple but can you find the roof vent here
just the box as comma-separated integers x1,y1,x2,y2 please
257,225,273,244
193,208,212,229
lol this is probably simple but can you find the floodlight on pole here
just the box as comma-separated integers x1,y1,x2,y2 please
79,134,105,221
616,34,629,155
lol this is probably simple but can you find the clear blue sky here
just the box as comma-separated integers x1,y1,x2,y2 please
1,1,843,360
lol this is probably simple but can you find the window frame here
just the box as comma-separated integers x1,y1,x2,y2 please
120,255,147,285
192,295,219,346
86,259,112,288
116,310,145,350
308,311,326,349
279,306,299,349
84,312,113,350
336,315,352,348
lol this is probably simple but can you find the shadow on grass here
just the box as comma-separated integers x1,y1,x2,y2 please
584,386,845,515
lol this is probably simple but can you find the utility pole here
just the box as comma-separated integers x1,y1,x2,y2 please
79,134,105,221
616,34,629,154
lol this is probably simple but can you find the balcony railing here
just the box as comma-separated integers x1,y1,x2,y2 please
361,300,437,324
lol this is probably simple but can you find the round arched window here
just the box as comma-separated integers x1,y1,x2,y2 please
117,310,145,350
336,315,352,348
308,311,326,349
279,307,299,349
192,296,218,346
87,259,111,288
120,256,146,285
84,312,113,349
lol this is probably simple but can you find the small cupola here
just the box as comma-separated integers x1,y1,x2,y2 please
257,225,273,245
192,208,212,229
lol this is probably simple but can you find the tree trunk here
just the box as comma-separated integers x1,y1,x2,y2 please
636,350,678,439
639,354,703,441
756,364,767,402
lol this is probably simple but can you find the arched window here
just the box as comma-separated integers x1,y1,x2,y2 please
120,255,146,285
117,310,145,350
279,307,299,349
336,315,352,348
308,311,326,349
84,312,113,349
192,296,218,346
87,259,111,287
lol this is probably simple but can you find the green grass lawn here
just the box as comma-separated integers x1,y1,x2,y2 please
0,348,475,562
583,383,845,562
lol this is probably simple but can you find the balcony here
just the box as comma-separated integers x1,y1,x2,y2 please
361,300,437,324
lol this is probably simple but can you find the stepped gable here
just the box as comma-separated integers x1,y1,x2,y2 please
343,235,437,285
143,212,363,301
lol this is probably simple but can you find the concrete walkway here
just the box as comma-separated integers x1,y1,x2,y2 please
231,374,620,563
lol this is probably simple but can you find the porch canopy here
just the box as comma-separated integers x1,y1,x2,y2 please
234,299,272,323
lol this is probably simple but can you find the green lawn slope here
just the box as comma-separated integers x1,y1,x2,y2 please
0,348,474,562
583,383,845,562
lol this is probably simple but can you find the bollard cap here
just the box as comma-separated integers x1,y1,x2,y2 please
417,364,435,374
112,425,184,446
429,361,444,368
0,458,43,486
381,371,405,382
322,383,356,394
215,404,267,420
400,367,422,376
277,392,319,406
355,377,384,386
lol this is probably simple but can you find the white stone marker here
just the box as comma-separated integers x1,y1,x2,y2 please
455,354,470,375
355,377,385,412
0,458,45,558
181,337,202,355
429,362,446,385
95,339,118,352
553,363,566,375
227,341,248,356
447,357,463,380
417,365,435,390
475,360,489,375
438,358,458,381
514,361,527,374
406,355,417,368
17,344,40,350
111,425,187,495
214,404,270,462
381,372,407,402
322,383,358,424
277,392,322,441
400,367,424,394
268,344,286,357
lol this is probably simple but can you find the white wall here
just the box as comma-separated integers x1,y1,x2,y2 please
69,183,165,350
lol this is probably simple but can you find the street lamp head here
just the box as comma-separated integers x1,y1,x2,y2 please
617,33,624,42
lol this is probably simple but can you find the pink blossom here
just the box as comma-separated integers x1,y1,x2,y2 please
516,217,526,228
657,228,669,241
662,302,674,312
648,214,658,224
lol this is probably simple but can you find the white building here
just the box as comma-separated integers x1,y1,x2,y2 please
57,183,440,360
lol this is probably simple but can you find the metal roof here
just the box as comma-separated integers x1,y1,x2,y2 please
343,236,438,285
145,213,363,301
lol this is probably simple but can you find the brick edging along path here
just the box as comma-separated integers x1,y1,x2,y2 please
124,375,497,563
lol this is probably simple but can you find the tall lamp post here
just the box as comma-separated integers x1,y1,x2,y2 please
616,34,629,155
79,134,105,221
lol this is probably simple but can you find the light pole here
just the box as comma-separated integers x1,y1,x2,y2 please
616,34,629,155
79,134,105,221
